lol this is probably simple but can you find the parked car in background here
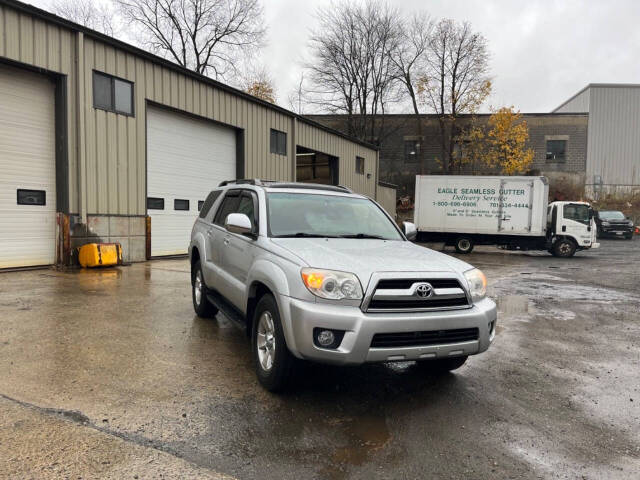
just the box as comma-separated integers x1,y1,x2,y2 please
596,210,635,239
189,180,497,391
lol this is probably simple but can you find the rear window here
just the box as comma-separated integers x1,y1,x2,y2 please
199,190,222,219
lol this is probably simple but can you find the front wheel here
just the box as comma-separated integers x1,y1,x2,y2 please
191,260,218,317
454,236,474,254
417,355,468,373
552,239,576,258
252,294,295,392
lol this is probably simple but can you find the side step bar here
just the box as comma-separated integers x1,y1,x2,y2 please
206,290,247,330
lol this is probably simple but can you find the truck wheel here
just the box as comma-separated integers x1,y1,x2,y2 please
418,356,468,373
454,237,474,254
552,239,576,258
252,294,295,392
191,260,219,317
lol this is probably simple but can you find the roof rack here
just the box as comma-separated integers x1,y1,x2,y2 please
218,179,353,194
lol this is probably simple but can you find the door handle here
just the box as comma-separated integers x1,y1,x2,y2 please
562,225,566,232
223,238,230,245
206,229,214,237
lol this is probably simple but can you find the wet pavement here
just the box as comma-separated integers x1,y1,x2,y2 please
1,238,639,479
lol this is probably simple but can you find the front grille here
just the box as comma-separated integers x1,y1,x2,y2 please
368,297,469,310
371,327,479,348
366,278,470,312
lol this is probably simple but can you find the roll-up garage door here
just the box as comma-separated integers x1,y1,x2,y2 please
0,65,56,269
146,106,236,256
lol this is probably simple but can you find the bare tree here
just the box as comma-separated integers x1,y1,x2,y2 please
115,0,265,79
391,12,432,173
51,0,119,37
287,73,306,114
418,19,491,173
305,0,402,143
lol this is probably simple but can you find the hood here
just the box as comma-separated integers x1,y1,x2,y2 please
270,238,472,286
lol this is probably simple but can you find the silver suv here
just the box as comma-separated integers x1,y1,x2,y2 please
189,180,497,391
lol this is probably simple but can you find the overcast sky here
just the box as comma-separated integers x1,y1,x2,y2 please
27,0,640,113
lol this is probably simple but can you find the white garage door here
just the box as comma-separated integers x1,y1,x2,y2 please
0,65,56,269
147,106,236,256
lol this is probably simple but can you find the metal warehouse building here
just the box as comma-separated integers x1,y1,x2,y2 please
553,84,640,197
0,0,394,269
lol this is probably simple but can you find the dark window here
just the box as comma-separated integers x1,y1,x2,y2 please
198,200,204,211
214,192,241,226
237,193,257,230
546,140,566,162
93,71,134,116
199,190,223,219
563,203,590,225
174,199,190,211
270,129,287,155
147,197,164,210
355,156,365,175
404,140,420,163
17,189,46,206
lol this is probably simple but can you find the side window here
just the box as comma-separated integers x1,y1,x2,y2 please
213,192,240,226
237,193,257,231
563,204,589,225
199,190,222,219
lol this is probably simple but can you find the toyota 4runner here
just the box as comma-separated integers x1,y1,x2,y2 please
189,180,497,391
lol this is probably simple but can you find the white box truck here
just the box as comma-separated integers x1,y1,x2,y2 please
412,175,599,257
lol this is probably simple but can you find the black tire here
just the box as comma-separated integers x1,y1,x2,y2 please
625,233,634,240
417,355,468,373
552,238,577,258
251,294,295,392
191,260,218,317
454,236,474,254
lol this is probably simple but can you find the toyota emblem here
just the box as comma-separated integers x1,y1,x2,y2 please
415,283,433,298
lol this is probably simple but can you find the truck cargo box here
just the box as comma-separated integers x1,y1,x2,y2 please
414,176,549,237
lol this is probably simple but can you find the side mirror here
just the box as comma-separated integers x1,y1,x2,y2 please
402,221,417,241
225,213,253,235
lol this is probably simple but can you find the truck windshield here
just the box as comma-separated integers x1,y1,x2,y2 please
267,192,403,240
563,204,591,225
599,211,625,220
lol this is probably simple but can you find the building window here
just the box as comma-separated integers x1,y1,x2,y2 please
404,140,420,163
93,71,134,116
270,129,287,156
355,156,365,175
546,140,566,162
174,199,190,211
147,197,164,210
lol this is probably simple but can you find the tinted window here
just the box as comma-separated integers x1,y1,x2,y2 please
17,189,46,206
147,197,164,210
214,193,241,226
563,203,590,225
199,190,222,219
114,79,133,115
93,72,112,110
93,71,134,116
174,199,189,211
546,140,566,161
237,194,256,230
270,129,287,155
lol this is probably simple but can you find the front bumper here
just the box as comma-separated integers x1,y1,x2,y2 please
277,295,497,365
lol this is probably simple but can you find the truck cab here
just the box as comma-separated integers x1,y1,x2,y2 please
547,201,599,257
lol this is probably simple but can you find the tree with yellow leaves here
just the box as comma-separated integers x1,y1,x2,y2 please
484,107,534,174
246,80,276,104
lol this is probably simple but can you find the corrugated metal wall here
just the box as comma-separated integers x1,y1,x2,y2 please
553,88,590,113
375,184,396,218
0,2,378,216
587,86,640,187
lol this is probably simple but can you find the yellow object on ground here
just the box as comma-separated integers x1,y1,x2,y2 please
78,243,122,268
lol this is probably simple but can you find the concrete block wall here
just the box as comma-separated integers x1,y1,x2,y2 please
70,215,147,263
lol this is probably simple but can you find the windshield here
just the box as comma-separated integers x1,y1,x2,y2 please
599,211,625,220
267,192,403,240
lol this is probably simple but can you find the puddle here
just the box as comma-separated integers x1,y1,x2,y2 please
497,295,538,323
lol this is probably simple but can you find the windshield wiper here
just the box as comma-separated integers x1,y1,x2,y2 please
338,233,386,239
273,232,339,238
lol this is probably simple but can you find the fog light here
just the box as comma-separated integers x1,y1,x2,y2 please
316,329,335,347
313,328,345,349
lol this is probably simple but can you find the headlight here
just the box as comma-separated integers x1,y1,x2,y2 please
301,268,363,300
601,221,610,226
464,268,487,302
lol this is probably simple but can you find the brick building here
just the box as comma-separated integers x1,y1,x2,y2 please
308,113,588,199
